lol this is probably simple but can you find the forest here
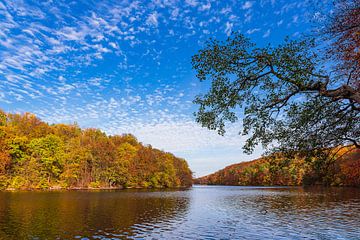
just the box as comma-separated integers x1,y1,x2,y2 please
195,147,360,187
0,110,193,190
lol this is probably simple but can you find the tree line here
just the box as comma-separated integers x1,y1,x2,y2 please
0,110,193,190
195,146,359,187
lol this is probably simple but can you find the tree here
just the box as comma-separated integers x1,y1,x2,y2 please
191,3,359,156
0,109,193,189
105,142,137,187
28,135,65,186
323,0,360,83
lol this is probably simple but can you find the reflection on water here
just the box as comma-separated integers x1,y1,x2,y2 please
0,190,190,239
0,186,359,239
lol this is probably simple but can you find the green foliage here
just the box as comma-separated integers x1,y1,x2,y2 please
191,33,359,157
0,110,193,190
89,181,101,188
0,175,9,190
36,178,50,190
7,136,29,163
28,135,65,182
0,110,6,126
9,176,27,189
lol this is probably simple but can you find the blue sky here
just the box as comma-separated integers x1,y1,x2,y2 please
0,0,329,177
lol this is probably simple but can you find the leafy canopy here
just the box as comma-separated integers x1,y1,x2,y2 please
192,33,359,154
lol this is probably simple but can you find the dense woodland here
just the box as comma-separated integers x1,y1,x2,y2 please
0,110,193,190
195,147,360,187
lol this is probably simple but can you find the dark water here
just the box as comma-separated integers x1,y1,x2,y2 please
0,186,359,239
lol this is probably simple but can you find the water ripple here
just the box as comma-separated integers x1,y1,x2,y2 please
0,187,359,239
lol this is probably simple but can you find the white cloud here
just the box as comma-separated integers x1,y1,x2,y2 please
246,28,260,34
170,8,179,19
58,84,75,94
146,12,159,27
122,120,243,152
244,11,252,23
263,29,271,38
88,77,104,87
220,6,232,15
58,76,65,82
199,2,211,11
109,42,119,49
185,0,198,7
242,1,254,10
225,21,233,36
59,26,87,41
292,14,299,23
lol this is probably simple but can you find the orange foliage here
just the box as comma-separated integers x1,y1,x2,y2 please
195,148,360,187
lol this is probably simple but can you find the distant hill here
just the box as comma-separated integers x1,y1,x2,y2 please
194,147,360,187
0,110,192,190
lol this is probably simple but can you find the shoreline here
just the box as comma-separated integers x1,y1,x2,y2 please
193,184,360,188
3,184,359,192
2,185,193,192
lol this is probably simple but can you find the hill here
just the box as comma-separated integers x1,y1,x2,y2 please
194,148,360,187
0,110,192,190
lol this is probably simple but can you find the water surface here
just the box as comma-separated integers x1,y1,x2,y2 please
0,186,359,239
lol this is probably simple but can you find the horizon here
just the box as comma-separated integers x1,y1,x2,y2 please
0,0,330,177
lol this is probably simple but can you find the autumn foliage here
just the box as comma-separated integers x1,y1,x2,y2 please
194,147,360,187
326,0,360,84
0,110,192,190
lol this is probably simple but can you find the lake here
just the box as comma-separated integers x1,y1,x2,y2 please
0,186,359,239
